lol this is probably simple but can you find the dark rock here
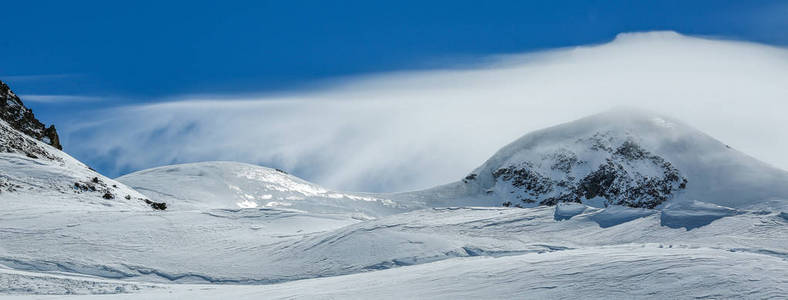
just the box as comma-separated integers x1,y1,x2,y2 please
144,199,167,210
463,174,478,183
73,181,98,192
0,116,60,160
547,151,581,173
74,177,109,195
493,162,552,194
614,140,647,160
491,138,687,209
0,80,62,150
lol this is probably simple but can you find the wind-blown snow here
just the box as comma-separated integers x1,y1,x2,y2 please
61,31,788,193
395,108,788,210
0,206,786,298
62,246,788,300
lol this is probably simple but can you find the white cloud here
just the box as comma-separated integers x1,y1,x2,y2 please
1,74,80,82
62,31,788,192
20,94,102,103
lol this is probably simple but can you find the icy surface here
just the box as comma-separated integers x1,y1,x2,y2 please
46,246,783,300
0,267,158,295
1,206,785,294
554,202,587,220
0,206,786,298
660,200,740,230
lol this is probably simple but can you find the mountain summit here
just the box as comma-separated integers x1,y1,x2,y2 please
0,80,61,150
399,108,788,210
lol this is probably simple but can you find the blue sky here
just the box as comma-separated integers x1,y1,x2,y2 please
2,1,787,188
3,1,786,106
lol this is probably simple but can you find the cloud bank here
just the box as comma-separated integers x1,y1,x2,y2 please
62,31,788,192
20,94,102,103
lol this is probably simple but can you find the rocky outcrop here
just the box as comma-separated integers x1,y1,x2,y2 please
487,133,687,209
0,80,62,150
0,120,61,161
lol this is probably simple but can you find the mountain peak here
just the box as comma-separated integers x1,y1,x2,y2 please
403,109,788,211
0,79,62,150
559,107,687,133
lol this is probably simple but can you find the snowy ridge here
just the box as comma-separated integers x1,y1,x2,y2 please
117,161,410,217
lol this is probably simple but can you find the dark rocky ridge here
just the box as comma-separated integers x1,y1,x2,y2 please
0,80,62,150
0,120,62,161
488,135,688,209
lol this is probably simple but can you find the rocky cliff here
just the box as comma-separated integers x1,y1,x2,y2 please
0,80,62,150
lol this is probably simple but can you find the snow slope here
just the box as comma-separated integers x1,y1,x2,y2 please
117,161,410,217
0,119,150,212
0,206,786,298
1,204,784,287
0,207,363,283
9,245,783,300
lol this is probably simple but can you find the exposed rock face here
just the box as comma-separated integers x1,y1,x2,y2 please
0,80,62,150
487,132,687,209
0,120,62,161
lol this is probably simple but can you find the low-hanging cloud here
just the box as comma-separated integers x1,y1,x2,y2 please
62,31,788,192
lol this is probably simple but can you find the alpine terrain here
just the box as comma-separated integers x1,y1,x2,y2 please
0,80,786,299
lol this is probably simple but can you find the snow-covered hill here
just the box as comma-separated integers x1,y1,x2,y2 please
396,108,788,211
117,161,409,217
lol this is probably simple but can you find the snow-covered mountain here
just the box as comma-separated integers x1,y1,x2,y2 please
117,161,408,217
397,108,788,211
